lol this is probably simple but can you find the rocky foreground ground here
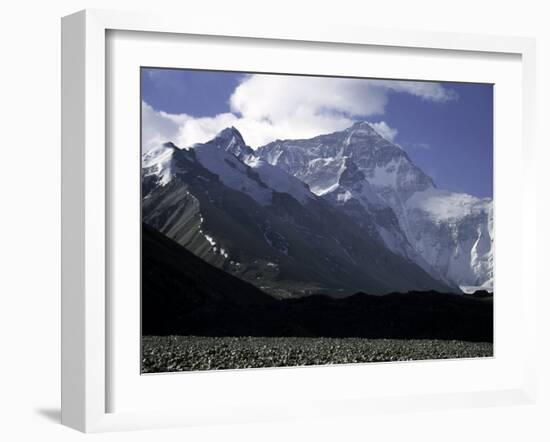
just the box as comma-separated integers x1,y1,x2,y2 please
142,336,493,373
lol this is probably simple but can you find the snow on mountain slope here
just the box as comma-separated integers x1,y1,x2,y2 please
143,127,316,208
142,126,455,297
142,124,492,294
405,188,493,290
195,127,316,206
142,142,178,186
193,139,273,206
323,156,437,277
246,157,313,205
257,122,494,292
214,126,255,162
257,122,436,269
407,188,488,221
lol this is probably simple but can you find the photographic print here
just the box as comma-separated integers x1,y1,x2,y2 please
140,68,493,373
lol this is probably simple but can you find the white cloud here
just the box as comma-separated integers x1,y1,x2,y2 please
173,113,239,148
230,75,390,122
142,102,238,152
141,102,179,151
375,80,458,102
370,121,398,142
142,75,456,150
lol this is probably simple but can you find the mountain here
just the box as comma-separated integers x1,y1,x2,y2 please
143,222,493,341
257,122,493,292
142,222,274,335
142,127,454,298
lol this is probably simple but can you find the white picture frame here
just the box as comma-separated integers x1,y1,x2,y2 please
61,9,537,433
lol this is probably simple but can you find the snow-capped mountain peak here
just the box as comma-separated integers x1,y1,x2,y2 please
215,126,245,143
193,135,273,205
143,127,317,207
256,122,493,292
142,122,493,293
210,126,254,161
142,142,178,186
143,125,456,297
347,120,378,134
201,127,314,205
142,141,177,167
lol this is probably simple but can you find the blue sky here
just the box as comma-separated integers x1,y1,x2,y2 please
142,68,493,198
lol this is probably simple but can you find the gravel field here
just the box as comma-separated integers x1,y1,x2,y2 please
142,336,493,373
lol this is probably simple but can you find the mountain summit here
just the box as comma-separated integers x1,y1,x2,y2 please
142,126,455,297
142,124,492,294
256,123,493,292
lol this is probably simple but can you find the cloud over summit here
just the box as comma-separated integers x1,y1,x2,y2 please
142,74,457,151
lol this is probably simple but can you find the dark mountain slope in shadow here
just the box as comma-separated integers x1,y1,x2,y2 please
142,224,493,342
142,223,275,335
